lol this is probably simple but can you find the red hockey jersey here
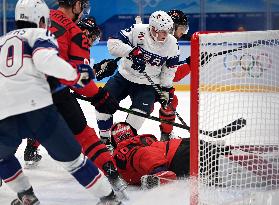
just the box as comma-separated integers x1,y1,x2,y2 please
113,134,182,185
49,9,98,96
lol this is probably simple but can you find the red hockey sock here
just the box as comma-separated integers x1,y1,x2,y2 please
75,125,115,174
159,95,178,134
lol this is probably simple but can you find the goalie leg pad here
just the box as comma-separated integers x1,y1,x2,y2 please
75,126,116,175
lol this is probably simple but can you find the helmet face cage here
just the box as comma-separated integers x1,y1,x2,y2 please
167,10,189,34
57,0,90,15
110,122,137,147
77,17,101,42
15,0,50,28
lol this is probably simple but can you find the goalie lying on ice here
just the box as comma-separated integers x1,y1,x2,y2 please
110,122,231,189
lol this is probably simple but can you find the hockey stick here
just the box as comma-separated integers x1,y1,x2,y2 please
74,93,246,138
72,93,189,130
142,71,246,138
142,70,189,126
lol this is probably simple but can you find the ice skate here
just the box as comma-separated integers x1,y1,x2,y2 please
103,162,128,200
24,143,42,169
96,191,122,205
11,187,40,205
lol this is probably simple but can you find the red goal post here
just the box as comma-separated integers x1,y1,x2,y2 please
189,30,279,205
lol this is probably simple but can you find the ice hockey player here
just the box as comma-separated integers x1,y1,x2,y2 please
47,0,127,195
0,0,122,204
159,9,192,141
77,16,119,81
110,122,229,189
95,10,179,146
23,15,119,169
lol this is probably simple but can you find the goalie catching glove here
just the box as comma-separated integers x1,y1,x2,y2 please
160,86,175,107
89,87,119,114
129,47,146,73
93,58,119,81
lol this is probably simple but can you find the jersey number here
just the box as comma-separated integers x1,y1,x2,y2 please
0,37,23,77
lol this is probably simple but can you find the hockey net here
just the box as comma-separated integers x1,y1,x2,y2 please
190,30,279,205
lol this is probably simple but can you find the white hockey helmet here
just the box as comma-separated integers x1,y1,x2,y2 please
15,0,50,28
149,11,174,42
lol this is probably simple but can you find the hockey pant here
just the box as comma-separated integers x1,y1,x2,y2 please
159,94,178,134
0,105,112,198
96,72,156,138
169,138,231,178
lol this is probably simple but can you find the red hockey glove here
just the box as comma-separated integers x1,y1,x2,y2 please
89,88,119,114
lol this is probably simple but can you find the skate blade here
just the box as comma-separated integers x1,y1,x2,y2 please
24,161,40,169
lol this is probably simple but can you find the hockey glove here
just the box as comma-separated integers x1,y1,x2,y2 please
160,86,175,107
129,47,146,73
141,171,177,190
89,88,119,114
94,58,119,81
73,64,95,88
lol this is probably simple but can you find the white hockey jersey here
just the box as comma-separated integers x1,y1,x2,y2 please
107,24,179,87
0,28,78,120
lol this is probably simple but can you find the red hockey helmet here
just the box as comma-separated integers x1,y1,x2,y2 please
110,122,137,147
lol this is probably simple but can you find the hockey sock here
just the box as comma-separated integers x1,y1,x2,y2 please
159,95,178,134
0,156,31,193
96,112,113,141
126,108,147,130
59,153,112,199
75,125,117,175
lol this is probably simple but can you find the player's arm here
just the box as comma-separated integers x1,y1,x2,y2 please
173,62,191,82
107,26,136,57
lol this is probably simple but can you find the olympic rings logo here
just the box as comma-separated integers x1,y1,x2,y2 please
132,0,162,8
223,53,272,78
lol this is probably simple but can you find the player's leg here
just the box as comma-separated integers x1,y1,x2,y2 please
168,138,190,177
32,105,121,204
0,115,39,205
96,72,129,143
53,88,127,197
24,138,42,168
159,93,178,141
126,83,156,130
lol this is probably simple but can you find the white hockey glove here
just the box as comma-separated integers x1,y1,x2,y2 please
73,64,95,88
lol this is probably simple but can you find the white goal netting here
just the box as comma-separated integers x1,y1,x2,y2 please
191,30,279,205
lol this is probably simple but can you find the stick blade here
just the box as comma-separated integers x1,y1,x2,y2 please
200,118,247,138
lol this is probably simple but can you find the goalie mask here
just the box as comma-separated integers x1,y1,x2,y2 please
15,0,50,29
149,10,174,43
110,122,137,147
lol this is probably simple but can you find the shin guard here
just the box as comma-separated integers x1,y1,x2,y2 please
159,95,178,134
75,126,116,175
